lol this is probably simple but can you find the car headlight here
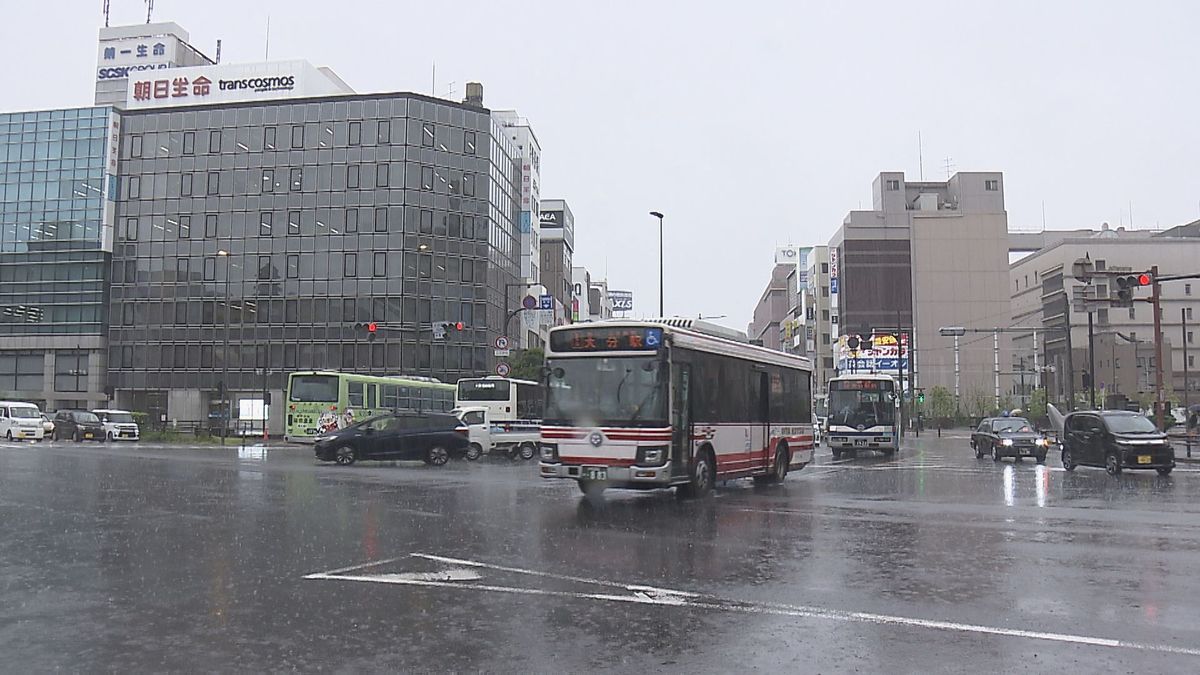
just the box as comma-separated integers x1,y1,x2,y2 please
1002,439,1014,446
540,443,559,461
1035,438,1049,447
636,446,667,466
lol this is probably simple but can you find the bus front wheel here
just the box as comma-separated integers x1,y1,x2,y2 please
679,448,715,499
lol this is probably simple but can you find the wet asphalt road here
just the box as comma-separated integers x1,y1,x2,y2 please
3,435,1200,673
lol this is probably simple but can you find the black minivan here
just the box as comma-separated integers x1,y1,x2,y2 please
313,412,469,466
1061,410,1175,476
53,410,107,442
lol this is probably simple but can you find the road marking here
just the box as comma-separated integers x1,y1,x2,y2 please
305,553,1200,657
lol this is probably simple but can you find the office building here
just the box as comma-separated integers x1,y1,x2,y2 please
829,171,1011,400
804,246,835,402
538,199,574,325
588,279,614,321
107,66,523,427
571,266,591,323
748,247,805,351
0,106,119,411
1010,223,1200,406
95,22,214,108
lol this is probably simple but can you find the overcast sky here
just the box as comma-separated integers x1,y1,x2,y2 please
6,1,1200,329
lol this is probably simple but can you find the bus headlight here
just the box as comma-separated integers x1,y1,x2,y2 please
540,443,559,462
637,446,667,466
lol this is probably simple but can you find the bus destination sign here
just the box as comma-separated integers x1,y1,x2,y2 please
551,326,665,353
830,379,886,391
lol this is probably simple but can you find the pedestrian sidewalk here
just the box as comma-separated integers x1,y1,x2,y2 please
1173,437,1200,464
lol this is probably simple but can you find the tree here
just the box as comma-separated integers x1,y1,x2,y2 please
928,385,954,423
967,388,991,419
508,348,545,381
1027,388,1048,423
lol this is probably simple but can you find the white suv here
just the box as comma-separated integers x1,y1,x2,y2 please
92,409,140,442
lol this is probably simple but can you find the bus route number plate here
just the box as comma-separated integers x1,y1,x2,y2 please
582,466,608,481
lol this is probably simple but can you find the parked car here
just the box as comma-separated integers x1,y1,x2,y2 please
313,412,469,466
0,401,46,441
92,409,140,442
971,416,1050,463
52,410,107,442
40,414,55,436
1061,410,1175,476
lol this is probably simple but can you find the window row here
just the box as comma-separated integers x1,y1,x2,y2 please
123,164,479,198
127,123,477,158
114,296,486,327
111,341,490,374
119,208,486,241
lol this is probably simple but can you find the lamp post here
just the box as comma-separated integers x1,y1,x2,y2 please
218,249,231,445
649,211,664,317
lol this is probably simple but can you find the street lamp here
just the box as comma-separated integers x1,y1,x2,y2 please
218,249,231,444
649,211,664,317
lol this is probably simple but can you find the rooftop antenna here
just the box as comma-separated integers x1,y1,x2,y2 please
942,156,955,180
1041,200,1046,231
215,39,222,64
145,0,153,23
431,61,436,96
446,81,457,100
264,15,270,60
918,131,924,181
103,0,110,27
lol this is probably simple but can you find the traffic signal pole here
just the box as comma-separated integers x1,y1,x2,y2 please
1152,265,1166,430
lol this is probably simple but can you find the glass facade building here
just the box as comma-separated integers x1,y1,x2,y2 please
0,106,118,410
108,93,522,426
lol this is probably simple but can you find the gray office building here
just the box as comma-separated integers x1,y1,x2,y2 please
108,89,522,426
0,106,120,411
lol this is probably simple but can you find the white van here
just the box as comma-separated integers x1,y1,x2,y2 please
92,409,140,442
0,401,46,441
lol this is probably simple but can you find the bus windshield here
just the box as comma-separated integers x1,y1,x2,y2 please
290,375,339,402
545,356,666,427
829,381,895,429
457,379,511,402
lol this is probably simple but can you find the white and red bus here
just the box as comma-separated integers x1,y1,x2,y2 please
539,319,814,497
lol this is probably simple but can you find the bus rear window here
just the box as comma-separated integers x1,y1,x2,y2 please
458,380,511,401
290,375,339,402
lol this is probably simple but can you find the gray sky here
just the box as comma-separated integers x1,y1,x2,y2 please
7,1,1200,329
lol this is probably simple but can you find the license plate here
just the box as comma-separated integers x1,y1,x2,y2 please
581,466,608,481
1019,449,1031,456
855,439,866,447
1137,455,1151,465
84,433,93,439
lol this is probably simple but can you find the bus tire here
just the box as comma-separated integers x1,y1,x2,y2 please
679,447,715,499
755,445,789,485
518,442,537,461
465,443,483,461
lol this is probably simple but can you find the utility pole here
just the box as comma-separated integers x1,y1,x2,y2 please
1087,311,1096,409
896,312,905,439
1018,357,1027,406
993,329,1000,412
1184,306,1191,458
1152,265,1165,429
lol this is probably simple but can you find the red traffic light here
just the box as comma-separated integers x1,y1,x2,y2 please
367,322,378,333
1138,273,1152,286
454,321,465,331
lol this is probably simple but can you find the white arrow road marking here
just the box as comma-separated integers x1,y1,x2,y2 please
304,553,1200,657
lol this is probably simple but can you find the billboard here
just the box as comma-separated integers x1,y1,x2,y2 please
97,36,180,81
539,210,563,228
124,60,350,109
835,332,909,373
610,290,634,313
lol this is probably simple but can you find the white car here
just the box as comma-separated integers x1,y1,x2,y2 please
452,406,540,461
92,409,140,442
0,401,46,441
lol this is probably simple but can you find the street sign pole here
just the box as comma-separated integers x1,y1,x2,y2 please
1152,265,1165,429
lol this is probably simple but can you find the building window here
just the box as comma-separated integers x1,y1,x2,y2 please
174,302,187,325
1190,331,1195,345
54,351,88,393
349,121,361,146
463,173,475,197
127,176,141,199
287,254,299,279
376,163,389,188
886,179,900,191
375,207,388,233
420,210,433,234
176,258,189,279
1186,283,1193,296
178,215,190,239
464,131,476,155
373,252,386,277
209,130,221,154
260,212,272,236
122,303,134,325
203,257,216,281
290,168,302,191
130,135,143,158
985,179,999,191
1129,307,1136,320
257,256,272,280
422,123,435,147
344,253,357,277
821,286,829,298
346,208,359,233
183,131,195,155
207,171,220,195
181,173,193,197
1097,309,1109,325
1188,307,1195,320
822,333,830,345
821,263,828,274
347,165,360,189
262,169,274,192
421,166,434,190
377,120,391,144
291,125,304,149
822,310,829,321
288,211,300,236
264,126,277,150
123,218,138,241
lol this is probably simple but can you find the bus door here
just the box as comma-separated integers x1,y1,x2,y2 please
752,370,771,472
670,363,692,479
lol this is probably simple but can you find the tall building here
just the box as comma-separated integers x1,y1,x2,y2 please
95,22,214,108
747,249,801,350
588,279,614,321
538,199,574,325
1010,223,1200,406
0,106,120,410
829,171,1011,400
804,246,834,402
492,110,547,347
107,64,523,428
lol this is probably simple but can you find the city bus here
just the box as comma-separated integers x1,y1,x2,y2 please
825,373,899,458
539,319,814,497
284,371,455,443
454,376,544,422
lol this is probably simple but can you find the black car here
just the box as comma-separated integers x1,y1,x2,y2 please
1061,410,1175,476
971,416,1050,463
53,410,107,442
314,412,470,466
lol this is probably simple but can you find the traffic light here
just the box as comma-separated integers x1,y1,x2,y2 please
916,389,925,404
1114,273,1152,305
432,321,466,340
353,322,379,341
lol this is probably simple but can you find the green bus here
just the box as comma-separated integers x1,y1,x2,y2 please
284,370,456,443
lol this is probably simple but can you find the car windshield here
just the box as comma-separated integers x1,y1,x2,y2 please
289,375,339,402
1106,414,1159,434
98,412,135,424
75,412,100,424
544,356,666,427
828,382,895,429
993,419,1033,433
10,407,39,419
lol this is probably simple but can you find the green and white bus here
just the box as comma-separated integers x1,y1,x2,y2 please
284,371,456,443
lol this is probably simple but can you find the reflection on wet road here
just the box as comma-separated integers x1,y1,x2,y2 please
2,436,1199,671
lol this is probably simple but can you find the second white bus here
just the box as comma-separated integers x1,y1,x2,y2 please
455,376,543,422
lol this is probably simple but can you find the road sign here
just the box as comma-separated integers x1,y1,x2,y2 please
495,336,510,350
522,295,538,310
495,362,511,377
493,349,511,357
539,294,554,310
